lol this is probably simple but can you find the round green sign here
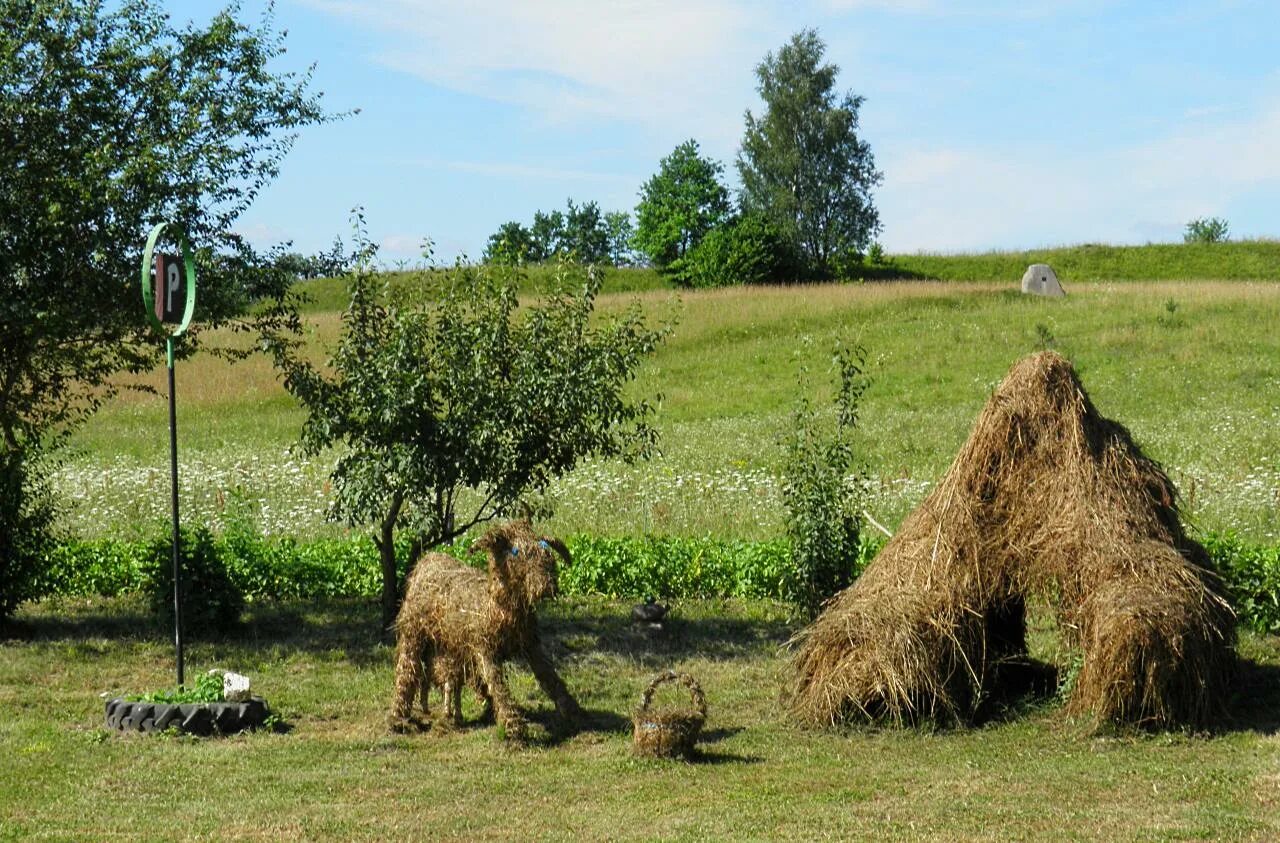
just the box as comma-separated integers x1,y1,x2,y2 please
140,222,197,337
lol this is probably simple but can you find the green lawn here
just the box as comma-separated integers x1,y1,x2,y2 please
3,596,1279,841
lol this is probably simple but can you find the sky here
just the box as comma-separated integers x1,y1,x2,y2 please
167,0,1280,264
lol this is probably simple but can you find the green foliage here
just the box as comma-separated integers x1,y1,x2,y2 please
129,671,225,704
633,139,732,269
484,221,537,265
266,221,668,625
274,236,356,279
43,531,883,604
1202,532,1280,634
603,211,635,266
140,527,244,636
36,527,1280,627
0,0,330,449
738,29,882,276
781,345,870,613
488,200,617,265
1184,217,1230,244
562,535,791,599
0,0,331,616
670,212,800,288
0,448,57,619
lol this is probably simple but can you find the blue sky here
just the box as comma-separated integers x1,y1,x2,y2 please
169,0,1279,263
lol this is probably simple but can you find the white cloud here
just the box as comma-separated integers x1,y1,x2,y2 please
879,97,1280,252
300,0,767,145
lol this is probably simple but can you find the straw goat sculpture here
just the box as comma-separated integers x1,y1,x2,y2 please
389,520,581,738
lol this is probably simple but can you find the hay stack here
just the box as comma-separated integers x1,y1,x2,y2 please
790,351,1234,730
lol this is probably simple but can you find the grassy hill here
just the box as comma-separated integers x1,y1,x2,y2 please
66,277,1280,544
879,239,1280,283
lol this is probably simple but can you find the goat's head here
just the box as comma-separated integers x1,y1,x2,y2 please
476,520,571,605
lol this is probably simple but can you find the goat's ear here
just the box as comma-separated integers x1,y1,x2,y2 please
540,536,571,566
485,533,512,576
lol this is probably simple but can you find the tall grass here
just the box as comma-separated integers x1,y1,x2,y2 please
64,280,1280,543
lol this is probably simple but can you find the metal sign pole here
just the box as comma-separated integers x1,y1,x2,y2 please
140,223,197,688
167,336,184,687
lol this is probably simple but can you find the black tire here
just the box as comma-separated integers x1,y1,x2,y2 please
103,697,270,736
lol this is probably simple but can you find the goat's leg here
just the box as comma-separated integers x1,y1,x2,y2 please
524,639,582,721
444,663,465,726
417,642,433,718
477,655,525,740
475,675,495,724
390,627,427,732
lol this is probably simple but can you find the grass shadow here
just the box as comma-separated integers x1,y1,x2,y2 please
545,599,797,669
1223,656,1280,735
6,595,391,666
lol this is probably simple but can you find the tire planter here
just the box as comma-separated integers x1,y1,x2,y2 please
104,697,269,736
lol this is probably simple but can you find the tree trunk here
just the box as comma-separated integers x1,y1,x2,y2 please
375,490,406,638
378,525,398,638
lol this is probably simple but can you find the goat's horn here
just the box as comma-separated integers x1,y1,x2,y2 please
542,536,571,565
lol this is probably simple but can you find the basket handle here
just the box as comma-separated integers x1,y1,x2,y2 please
639,670,707,720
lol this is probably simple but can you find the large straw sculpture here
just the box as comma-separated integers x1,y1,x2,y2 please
790,351,1234,730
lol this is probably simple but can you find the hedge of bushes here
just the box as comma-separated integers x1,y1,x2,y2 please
32,529,1280,634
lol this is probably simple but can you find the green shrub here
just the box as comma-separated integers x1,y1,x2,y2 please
42,527,1280,628
141,527,245,636
670,213,799,288
781,346,870,614
1184,217,1229,244
0,448,57,620
1201,532,1280,634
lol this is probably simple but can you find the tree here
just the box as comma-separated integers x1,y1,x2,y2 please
738,29,882,275
1184,217,1229,244
633,139,731,269
484,221,536,265
530,209,566,261
562,199,609,264
267,226,668,631
604,211,635,266
0,0,331,618
670,212,798,288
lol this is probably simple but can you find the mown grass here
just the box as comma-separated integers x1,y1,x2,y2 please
64,279,1280,543
3,595,1279,841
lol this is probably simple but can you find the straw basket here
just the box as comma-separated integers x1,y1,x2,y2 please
632,670,707,759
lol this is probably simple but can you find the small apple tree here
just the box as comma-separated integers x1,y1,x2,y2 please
268,230,668,630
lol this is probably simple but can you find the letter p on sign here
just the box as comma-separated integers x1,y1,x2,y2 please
154,253,184,323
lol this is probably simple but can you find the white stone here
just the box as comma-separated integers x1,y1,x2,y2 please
221,670,252,702
1021,263,1066,297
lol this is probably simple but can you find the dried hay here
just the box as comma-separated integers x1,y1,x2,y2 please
789,351,1235,730
633,671,707,759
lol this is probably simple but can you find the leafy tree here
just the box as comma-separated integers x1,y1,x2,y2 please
0,0,331,618
562,199,610,264
604,211,635,266
484,220,536,265
633,139,731,269
670,212,798,288
738,29,882,275
1184,217,1230,244
530,209,566,261
267,224,668,630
